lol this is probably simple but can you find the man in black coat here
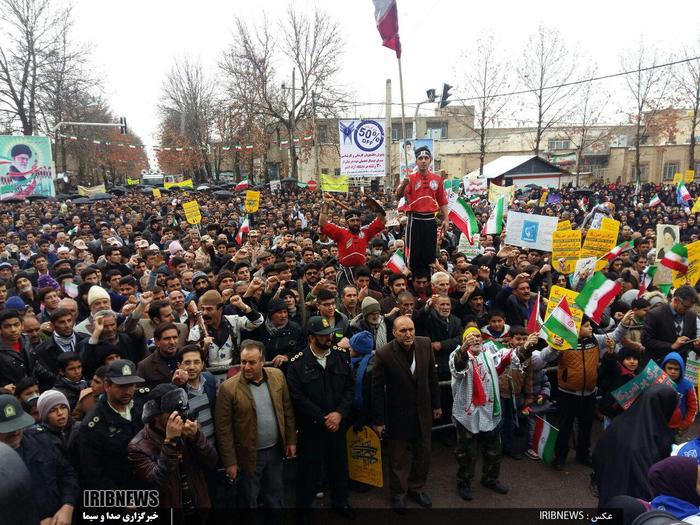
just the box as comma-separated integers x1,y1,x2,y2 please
79,359,147,491
642,285,700,363
242,298,304,368
0,309,53,391
286,316,355,518
372,315,441,513
34,307,88,379
0,394,79,524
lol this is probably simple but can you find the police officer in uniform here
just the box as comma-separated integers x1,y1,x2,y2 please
79,359,150,490
286,316,355,518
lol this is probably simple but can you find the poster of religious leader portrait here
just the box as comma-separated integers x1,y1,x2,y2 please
0,136,55,200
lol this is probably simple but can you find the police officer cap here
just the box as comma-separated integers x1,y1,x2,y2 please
104,359,145,385
10,144,32,159
307,315,334,336
0,395,34,433
414,146,432,158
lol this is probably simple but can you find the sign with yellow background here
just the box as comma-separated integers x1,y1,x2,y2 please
556,220,572,231
552,230,581,274
544,286,583,350
346,426,383,487
673,240,700,289
581,229,617,271
244,190,260,213
182,200,201,225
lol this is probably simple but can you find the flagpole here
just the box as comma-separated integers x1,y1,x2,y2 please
397,57,409,189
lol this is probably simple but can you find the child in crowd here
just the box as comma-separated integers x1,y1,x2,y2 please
598,347,641,427
481,309,511,342
661,352,698,435
52,352,88,410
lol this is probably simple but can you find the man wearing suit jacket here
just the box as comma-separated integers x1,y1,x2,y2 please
642,285,700,363
372,315,441,514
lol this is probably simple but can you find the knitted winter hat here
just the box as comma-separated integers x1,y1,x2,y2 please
361,297,380,317
37,390,69,423
87,286,110,307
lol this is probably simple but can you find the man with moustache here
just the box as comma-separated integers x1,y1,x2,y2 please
286,316,355,518
137,323,182,388
319,193,386,288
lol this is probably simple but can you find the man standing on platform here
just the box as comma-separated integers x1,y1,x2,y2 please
395,146,449,276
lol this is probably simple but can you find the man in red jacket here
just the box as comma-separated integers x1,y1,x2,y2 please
395,146,449,276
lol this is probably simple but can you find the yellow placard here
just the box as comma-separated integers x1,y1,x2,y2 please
673,172,684,185
182,200,201,225
600,217,620,239
77,184,106,197
552,230,581,274
557,220,572,231
244,190,260,213
488,183,515,205
673,240,700,289
545,286,583,350
127,178,140,185
686,170,695,183
581,228,617,271
164,179,194,189
152,188,161,199
346,426,383,487
321,174,349,193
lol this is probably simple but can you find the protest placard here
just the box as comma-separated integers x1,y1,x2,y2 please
346,426,383,487
571,257,598,290
244,190,260,213
557,220,572,231
182,200,201,225
551,230,581,274
600,217,620,238
611,360,676,411
581,229,617,271
685,358,700,386
488,183,515,205
673,240,700,288
544,286,583,350
504,212,559,252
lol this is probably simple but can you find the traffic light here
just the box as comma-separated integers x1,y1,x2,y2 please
439,84,452,109
426,89,436,103
119,117,127,135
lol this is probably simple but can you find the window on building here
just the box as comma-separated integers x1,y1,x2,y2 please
391,124,413,141
317,124,329,144
334,168,341,176
663,162,679,181
321,168,329,175
631,164,648,182
426,122,448,139
694,162,700,176
548,139,571,151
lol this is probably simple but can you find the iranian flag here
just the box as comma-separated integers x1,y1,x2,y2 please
660,243,689,273
387,249,407,274
532,416,558,464
638,266,658,297
603,240,634,261
527,292,542,333
235,179,249,191
541,296,578,349
486,195,505,235
649,194,661,207
448,194,479,239
235,215,250,245
575,271,621,324
372,0,401,58
468,195,481,206
678,180,692,204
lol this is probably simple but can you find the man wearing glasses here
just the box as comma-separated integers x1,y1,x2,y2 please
395,146,449,276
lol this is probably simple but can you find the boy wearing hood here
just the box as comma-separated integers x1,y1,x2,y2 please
661,352,697,432
598,347,641,424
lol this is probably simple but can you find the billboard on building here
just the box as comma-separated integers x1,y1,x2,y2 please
0,136,55,199
338,119,385,178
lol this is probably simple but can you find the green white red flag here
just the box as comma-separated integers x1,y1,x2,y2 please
541,296,578,349
649,194,661,207
659,243,689,273
486,195,505,235
574,271,621,324
532,416,558,464
235,215,250,244
603,240,634,261
387,249,407,274
448,194,479,240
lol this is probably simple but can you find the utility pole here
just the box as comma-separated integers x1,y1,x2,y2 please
385,79,392,190
311,90,321,185
290,68,296,179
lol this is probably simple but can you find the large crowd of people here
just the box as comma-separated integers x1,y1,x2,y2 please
3,153,700,524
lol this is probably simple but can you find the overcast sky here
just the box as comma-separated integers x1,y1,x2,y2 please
72,0,699,148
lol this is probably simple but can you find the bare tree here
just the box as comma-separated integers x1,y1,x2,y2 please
517,24,580,155
620,39,670,185
0,0,74,134
672,43,700,172
456,34,511,175
220,6,348,179
159,57,216,180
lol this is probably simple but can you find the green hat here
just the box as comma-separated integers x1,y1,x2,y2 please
307,316,334,336
0,395,34,433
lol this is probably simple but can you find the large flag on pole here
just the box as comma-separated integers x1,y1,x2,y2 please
372,0,401,58
677,180,692,204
